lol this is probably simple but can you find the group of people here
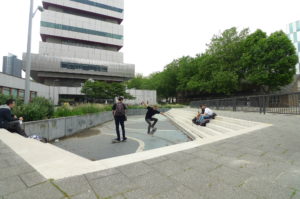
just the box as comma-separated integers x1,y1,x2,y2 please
1,98,214,143
192,104,217,126
111,97,165,143
0,97,164,144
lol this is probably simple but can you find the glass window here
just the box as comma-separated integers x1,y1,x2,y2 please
61,62,108,72
3,87,10,96
289,23,294,33
294,33,297,42
12,89,18,97
41,21,123,40
296,21,300,31
70,0,123,13
298,42,300,52
18,90,24,98
30,92,37,99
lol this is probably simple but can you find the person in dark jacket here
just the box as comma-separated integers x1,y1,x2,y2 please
112,97,127,143
0,99,27,137
142,102,165,135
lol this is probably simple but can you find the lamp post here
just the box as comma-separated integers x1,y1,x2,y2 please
24,0,44,104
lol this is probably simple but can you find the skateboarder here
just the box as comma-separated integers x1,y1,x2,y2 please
142,102,165,135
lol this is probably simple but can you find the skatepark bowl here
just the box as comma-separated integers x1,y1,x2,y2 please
52,115,191,161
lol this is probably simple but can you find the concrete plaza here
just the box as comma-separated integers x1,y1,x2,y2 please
0,111,300,199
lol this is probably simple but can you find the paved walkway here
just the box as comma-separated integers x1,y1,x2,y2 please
1,111,300,199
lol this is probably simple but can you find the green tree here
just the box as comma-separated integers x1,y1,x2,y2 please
81,80,134,100
126,73,146,89
241,30,298,92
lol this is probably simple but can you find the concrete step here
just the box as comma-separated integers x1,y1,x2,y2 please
178,108,256,128
165,108,268,140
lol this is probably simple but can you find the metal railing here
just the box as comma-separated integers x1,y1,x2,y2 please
190,92,300,115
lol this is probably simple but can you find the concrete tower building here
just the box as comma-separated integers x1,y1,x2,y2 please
287,20,300,74
23,0,134,86
2,53,22,78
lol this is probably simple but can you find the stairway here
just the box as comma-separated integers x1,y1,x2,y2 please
165,108,271,142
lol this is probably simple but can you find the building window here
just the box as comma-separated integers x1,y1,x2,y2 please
11,89,18,97
289,23,294,33
70,0,123,13
41,21,123,40
293,32,297,42
3,87,10,96
30,92,37,99
18,90,25,98
61,62,108,72
297,21,300,32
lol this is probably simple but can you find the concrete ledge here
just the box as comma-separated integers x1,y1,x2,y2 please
24,108,170,141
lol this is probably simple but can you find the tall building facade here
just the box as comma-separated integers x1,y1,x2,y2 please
23,0,134,86
287,20,300,74
2,53,22,78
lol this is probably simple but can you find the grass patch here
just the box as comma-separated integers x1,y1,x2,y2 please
290,188,298,199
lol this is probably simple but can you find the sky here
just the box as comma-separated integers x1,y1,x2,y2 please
0,0,299,76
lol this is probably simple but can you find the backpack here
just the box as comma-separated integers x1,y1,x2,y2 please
115,103,125,116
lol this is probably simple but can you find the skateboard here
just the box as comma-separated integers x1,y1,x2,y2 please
150,127,157,135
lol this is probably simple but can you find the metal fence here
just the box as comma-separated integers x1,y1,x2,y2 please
190,92,300,114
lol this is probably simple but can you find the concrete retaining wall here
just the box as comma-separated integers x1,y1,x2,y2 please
24,108,170,141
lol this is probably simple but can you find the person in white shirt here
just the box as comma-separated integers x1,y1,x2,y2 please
200,104,217,120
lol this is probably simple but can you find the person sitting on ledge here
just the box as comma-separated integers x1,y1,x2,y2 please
200,104,216,119
0,99,27,137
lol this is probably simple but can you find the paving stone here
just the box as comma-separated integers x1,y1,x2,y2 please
5,156,28,167
201,181,259,199
184,158,218,173
122,189,153,199
4,181,63,199
118,162,153,178
0,176,26,196
90,173,138,198
170,169,213,194
132,172,176,196
111,195,125,199
54,175,92,197
275,170,300,190
85,168,120,181
150,159,190,176
154,185,203,199
19,171,46,187
0,148,14,155
242,177,293,199
208,165,252,187
143,156,168,165
191,150,221,162
164,151,196,163
71,190,98,199
0,164,34,180
0,160,9,169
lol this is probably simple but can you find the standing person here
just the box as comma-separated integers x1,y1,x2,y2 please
112,97,127,143
0,99,27,137
142,102,165,135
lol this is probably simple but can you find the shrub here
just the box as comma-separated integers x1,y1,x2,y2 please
13,97,54,122
53,104,112,118
0,94,23,106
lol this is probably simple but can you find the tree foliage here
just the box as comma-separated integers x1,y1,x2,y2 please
126,27,298,99
81,80,134,100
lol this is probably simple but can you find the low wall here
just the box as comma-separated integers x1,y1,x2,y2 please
24,108,170,141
